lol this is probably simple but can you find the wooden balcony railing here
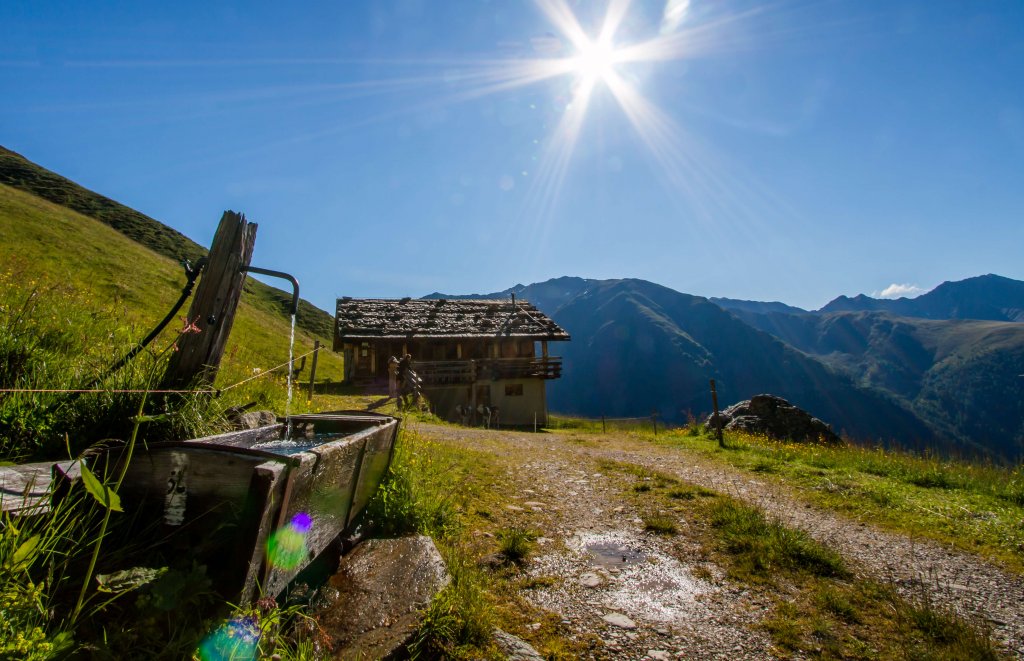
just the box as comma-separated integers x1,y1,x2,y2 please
413,357,562,386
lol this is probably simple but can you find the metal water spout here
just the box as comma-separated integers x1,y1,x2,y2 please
241,265,300,315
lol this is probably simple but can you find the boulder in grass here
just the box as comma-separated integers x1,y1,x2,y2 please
707,394,841,444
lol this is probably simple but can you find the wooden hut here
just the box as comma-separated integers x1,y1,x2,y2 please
334,297,570,426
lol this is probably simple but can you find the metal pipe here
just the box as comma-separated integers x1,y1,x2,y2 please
241,265,300,316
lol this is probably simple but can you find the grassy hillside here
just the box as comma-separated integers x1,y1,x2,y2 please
0,145,334,339
0,182,344,407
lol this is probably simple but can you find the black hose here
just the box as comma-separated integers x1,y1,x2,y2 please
64,258,207,402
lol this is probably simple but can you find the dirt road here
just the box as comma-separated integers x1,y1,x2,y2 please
411,422,1024,659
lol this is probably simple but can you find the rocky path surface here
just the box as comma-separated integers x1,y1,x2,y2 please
410,422,1024,659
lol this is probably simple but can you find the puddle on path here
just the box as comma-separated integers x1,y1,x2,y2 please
585,539,646,568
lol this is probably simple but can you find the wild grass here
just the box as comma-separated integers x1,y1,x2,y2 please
365,428,463,539
641,514,678,535
410,547,494,660
546,414,656,434
497,527,536,565
897,592,999,660
707,498,848,580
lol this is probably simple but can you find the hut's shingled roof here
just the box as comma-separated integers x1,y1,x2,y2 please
335,298,570,341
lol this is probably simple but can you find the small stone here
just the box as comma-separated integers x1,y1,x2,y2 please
506,505,525,512
579,572,603,588
524,501,545,508
655,627,670,636
612,506,625,513
602,613,637,629
493,629,545,661
626,632,638,640
526,622,541,631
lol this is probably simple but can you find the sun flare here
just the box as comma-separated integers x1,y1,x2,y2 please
571,39,620,84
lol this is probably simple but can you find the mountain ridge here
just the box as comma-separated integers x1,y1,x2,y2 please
433,274,1024,458
818,274,1024,322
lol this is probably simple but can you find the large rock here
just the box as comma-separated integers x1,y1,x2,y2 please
317,536,449,660
228,409,277,430
708,394,841,444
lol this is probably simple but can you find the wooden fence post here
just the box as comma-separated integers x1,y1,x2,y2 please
307,340,320,401
602,414,606,434
652,410,658,437
710,379,724,448
161,211,257,389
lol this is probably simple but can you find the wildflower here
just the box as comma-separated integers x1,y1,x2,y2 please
179,316,202,335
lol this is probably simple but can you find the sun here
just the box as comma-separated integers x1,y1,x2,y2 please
571,39,619,84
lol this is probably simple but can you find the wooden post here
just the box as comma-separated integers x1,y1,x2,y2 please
307,340,320,401
162,211,257,388
710,379,724,448
652,410,658,437
469,360,477,426
602,414,606,434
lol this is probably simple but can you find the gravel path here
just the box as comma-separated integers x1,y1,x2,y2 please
411,422,1024,658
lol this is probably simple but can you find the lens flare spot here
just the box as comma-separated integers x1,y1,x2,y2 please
198,616,259,661
266,512,311,570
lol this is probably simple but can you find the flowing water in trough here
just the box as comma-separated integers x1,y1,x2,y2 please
284,313,296,440
252,432,353,456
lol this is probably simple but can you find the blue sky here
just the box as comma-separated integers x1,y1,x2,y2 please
2,0,1022,311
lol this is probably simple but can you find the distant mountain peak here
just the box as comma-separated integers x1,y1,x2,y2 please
817,274,1024,322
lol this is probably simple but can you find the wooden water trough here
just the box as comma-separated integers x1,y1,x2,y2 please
115,411,399,602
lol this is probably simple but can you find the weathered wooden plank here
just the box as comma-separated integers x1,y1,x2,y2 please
349,422,399,525
0,460,80,515
239,460,286,604
183,424,284,448
0,461,52,514
161,211,257,388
